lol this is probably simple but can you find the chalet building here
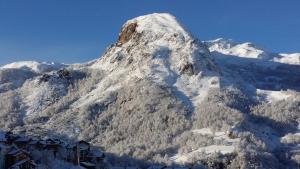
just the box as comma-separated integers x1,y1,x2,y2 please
86,150,105,162
40,138,62,159
77,140,91,162
66,144,76,162
0,132,107,169
27,139,40,151
8,158,37,169
5,148,31,168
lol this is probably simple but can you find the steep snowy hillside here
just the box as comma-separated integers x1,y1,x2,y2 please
0,13,300,168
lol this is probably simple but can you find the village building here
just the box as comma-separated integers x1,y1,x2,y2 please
0,131,108,169
5,148,31,168
8,158,37,169
77,140,91,162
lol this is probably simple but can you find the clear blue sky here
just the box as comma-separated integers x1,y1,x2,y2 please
0,0,300,65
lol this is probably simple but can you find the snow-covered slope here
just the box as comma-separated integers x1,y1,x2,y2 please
206,38,270,59
0,13,300,168
275,53,300,65
206,38,300,65
1,61,65,73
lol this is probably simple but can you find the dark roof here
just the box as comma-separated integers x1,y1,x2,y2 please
8,148,30,156
111,167,126,169
127,167,139,169
9,158,37,168
80,162,96,167
147,165,166,169
28,140,39,145
78,140,90,145
9,158,30,168
15,136,31,142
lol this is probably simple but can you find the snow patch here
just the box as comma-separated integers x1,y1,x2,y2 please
206,38,268,59
275,53,300,65
256,89,293,103
171,128,239,163
171,145,235,164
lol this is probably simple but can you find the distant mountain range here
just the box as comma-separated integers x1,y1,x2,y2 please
0,13,299,168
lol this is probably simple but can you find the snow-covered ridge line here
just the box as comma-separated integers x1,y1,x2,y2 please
1,61,66,73
205,38,300,65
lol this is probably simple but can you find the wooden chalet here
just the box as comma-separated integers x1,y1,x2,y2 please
86,149,105,163
41,138,61,158
77,140,91,162
8,158,37,169
5,148,31,168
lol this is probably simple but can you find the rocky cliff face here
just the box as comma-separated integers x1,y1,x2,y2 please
0,13,300,168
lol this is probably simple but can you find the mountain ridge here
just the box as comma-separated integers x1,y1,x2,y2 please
0,13,300,168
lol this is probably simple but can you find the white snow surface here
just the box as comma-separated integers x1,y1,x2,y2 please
206,38,269,59
171,128,239,163
171,145,235,164
256,89,293,103
275,53,300,65
1,61,65,73
206,38,300,65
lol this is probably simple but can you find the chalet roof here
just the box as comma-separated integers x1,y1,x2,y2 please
8,148,30,156
78,141,90,150
7,148,21,155
45,138,56,143
15,136,31,142
9,158,37,168
88,150,105,158
28,140,39,145
80,161,96,167
164,167,190,169
111,167,126,169
127,166,139,169
147,165,166,169
174,167,190,169
66,144,76,149
78,140,90,145
9,158,30,168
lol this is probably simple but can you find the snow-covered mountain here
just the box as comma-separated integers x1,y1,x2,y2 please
206,38,300,65
0,13,300,168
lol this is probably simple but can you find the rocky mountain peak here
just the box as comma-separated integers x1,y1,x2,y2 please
92,13,218,76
